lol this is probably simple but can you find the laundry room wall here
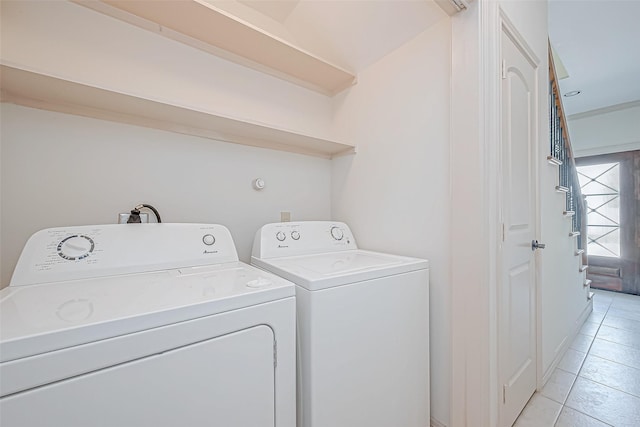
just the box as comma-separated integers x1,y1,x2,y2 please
0,0,337,288
0,104,332,288
3,1,457,422
330,18,452,426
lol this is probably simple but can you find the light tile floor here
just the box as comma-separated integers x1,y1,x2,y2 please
514,289,640,427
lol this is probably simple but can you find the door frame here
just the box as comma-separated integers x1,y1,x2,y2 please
450,3,545,426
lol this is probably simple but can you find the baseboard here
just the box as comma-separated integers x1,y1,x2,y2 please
540,299,593,386
431,417,447,427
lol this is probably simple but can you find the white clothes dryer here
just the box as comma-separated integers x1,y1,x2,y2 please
1,223,296,427
251,221,429,427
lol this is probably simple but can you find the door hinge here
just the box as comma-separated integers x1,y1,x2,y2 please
501,223,506,242
273,340,277,368
503,384,507,404
501,60,507,79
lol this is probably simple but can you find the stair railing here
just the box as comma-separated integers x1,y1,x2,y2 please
548,48,587,257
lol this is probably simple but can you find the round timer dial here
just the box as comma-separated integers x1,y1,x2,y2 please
57,235,95,260
330,226,344,241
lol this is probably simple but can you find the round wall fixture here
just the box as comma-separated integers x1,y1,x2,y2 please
253,178,266,190
564,90,581,97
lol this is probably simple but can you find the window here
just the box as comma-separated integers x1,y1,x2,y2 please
576,162,620,257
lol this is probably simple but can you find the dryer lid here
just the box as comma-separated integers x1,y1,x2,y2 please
0,262,294,363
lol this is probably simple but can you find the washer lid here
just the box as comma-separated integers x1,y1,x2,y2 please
0,262,294,362
252,249,428,291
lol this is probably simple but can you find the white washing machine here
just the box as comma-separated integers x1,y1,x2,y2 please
1,223,296,427
251,221,429,427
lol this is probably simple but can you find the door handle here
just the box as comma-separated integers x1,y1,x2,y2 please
531,240,546,251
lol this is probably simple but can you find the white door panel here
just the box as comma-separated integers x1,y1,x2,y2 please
500,29,538,427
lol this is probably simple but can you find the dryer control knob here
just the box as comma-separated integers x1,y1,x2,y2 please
58,235,94,260
330,226,344,241
291,231,300,240
202,234,216,245
276,231,286,241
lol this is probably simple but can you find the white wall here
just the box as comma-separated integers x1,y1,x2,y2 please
0,104,331,287
0,0,339,287
568,102,640,157
500,0,549,59
331,19,451,426
449,2,488,423
538,165,589,376
3,1,453,424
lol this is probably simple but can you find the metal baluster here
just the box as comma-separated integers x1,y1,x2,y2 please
556,99,561,159
549,69,586,250
548,81,554,156
554,98,560,158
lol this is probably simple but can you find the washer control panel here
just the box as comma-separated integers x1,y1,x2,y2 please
252,221,357,259
10,224,240,287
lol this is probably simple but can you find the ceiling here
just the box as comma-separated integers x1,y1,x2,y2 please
232,0,640,117
548,0,640,117
233,0,447,72
213,1,640,118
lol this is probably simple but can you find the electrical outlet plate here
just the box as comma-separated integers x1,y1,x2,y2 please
280,211,291,222
118,213,149,224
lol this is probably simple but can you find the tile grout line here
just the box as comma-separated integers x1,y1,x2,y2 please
553,297,610,427
525,291,640,427
583,350,640,372
591,337,640,356
568,374,640,401
562,292,640,426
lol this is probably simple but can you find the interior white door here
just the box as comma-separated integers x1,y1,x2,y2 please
499,29,538,427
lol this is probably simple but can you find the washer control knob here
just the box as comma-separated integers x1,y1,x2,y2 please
58,235,94,260
330,226,344,241
276,231,286,241
291,231,301,240
202,234,216,245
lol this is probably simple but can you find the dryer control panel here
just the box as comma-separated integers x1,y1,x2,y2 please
10,224,239,286
252,221,358,259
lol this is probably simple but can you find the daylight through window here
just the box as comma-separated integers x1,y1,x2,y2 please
576,162,620,258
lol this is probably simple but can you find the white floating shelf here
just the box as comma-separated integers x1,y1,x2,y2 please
0,65,356,159
74,0,357,96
